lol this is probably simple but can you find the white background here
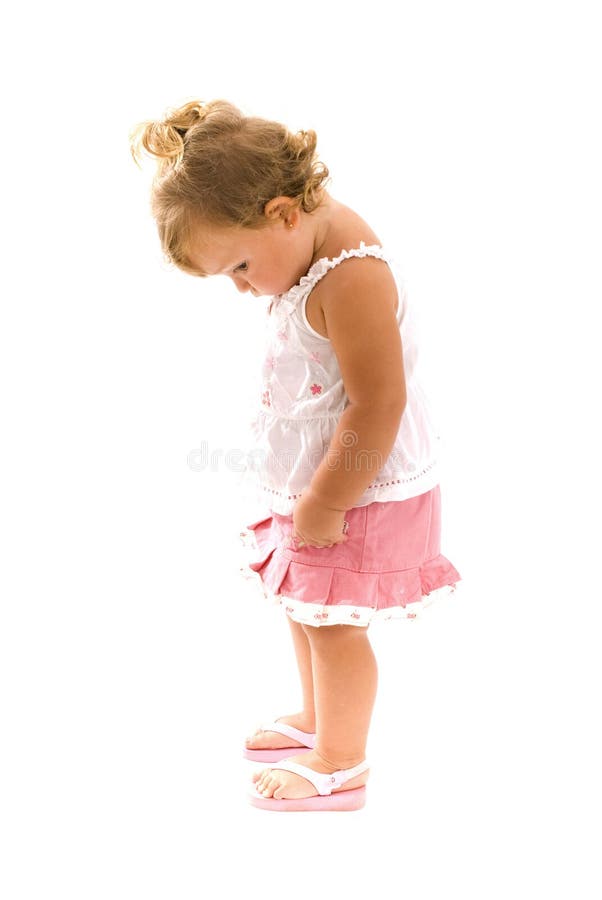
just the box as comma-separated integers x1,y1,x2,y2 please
1,0,601,897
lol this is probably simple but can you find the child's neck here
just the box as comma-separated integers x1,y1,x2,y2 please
308,193,339,266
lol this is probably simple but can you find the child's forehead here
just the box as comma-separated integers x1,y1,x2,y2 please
190,223,241,251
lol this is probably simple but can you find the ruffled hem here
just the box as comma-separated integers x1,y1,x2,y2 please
238,518,461,627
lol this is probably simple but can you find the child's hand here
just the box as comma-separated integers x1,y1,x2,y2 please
290,490,349,549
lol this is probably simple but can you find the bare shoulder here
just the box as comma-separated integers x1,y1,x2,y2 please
304,199,399,337
318,198,398,300
311,252,400,335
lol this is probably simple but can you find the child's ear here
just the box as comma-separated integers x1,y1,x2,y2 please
264,196,298,226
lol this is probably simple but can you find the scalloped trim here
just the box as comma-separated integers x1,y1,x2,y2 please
279,583,458,626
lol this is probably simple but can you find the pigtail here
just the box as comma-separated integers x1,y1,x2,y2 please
129,100,208,175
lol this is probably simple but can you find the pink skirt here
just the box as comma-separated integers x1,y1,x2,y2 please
238,485,462,627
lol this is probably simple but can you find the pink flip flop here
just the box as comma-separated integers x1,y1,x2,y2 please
248,758,369,811
243,720,316,762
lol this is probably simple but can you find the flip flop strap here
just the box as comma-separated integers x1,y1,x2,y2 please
271,759,370,796
260,722,316,748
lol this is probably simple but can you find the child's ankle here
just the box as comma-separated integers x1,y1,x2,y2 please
285,711,316,731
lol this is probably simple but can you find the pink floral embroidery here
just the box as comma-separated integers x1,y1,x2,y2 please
314,611,329,621
310,351,321,362
277,330,288,341
310,383,322,395
266,356,277,370
350,611,360,620
262,390,272,408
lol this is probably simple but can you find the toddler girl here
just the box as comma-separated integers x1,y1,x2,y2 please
130,98,462,812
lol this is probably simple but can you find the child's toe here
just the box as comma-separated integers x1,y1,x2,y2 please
263,777,278,797
245,729,262,747
253,768,271,791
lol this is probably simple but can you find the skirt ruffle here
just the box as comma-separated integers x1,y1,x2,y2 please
238,510,461,626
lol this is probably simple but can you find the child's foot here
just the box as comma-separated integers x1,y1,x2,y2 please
244,713,316,751
252,749,369,800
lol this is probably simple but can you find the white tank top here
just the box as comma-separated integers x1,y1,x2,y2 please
238,241,442,516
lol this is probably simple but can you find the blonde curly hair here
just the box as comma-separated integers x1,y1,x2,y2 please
129,99,331,276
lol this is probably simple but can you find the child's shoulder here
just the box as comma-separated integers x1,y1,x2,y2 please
307,203,399,324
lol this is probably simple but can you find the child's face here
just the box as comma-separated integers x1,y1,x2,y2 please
187,219,308,297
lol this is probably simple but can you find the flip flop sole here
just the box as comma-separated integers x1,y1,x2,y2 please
248,785,367,812
243,746,313,762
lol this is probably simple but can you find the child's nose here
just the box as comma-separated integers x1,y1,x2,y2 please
231,276,250,293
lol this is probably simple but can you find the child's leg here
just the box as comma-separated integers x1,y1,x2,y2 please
245,617,315,750
252,623,376,799
286,616,316,727
302,623,377,767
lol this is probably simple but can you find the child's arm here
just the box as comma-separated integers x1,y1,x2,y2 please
308,257,407,512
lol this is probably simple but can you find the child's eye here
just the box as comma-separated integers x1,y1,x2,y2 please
235,261,248,272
